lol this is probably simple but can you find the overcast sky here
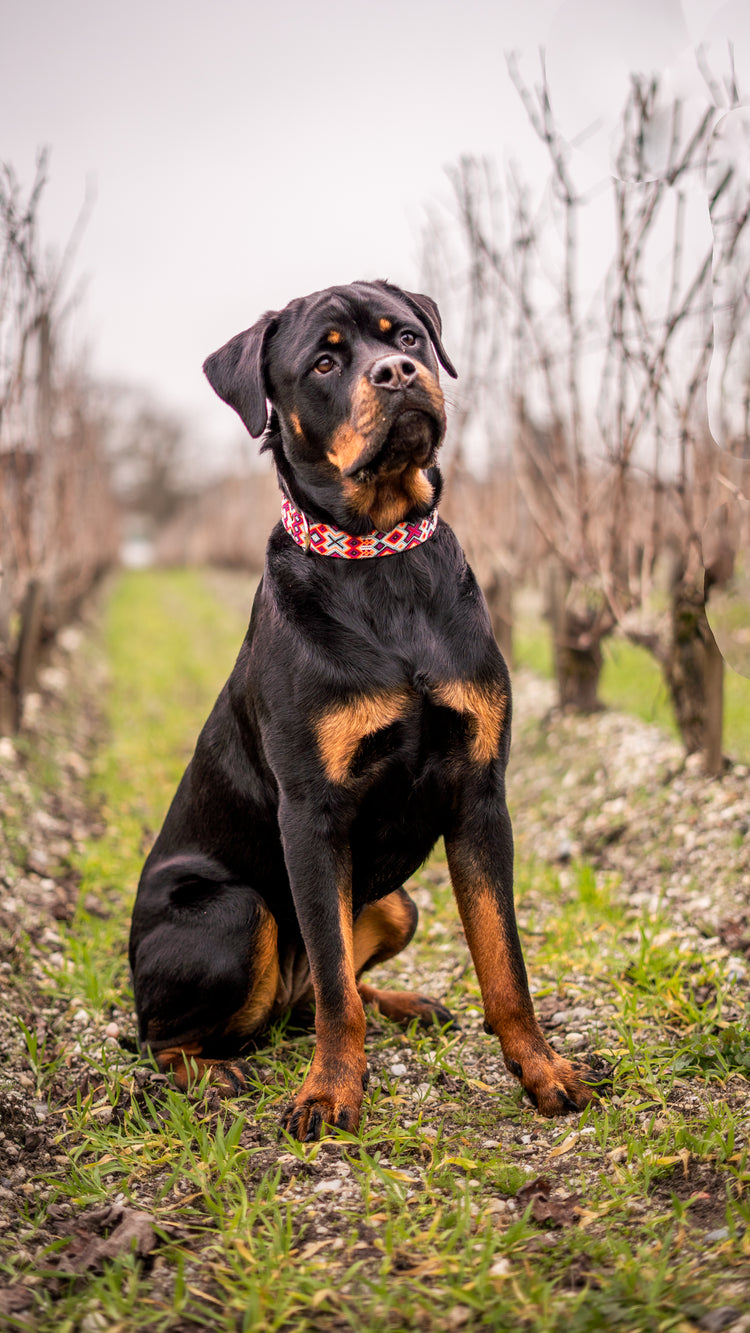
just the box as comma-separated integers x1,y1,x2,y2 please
1,0,749,456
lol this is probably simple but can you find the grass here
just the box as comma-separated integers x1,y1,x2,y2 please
514,594,750,763
66,569,256,1016
2,568,750,1331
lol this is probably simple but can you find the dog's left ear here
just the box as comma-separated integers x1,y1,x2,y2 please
203,311,278,438
374,282,458,379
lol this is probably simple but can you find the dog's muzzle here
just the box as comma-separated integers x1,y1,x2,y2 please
342,356,446,479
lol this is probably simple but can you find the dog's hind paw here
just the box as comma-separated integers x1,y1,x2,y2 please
358,984,457,1029
154,1047,252,1097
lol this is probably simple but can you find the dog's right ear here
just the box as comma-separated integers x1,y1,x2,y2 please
203,311,278,438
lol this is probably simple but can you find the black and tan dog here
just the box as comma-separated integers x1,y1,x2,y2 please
128,280,594,1140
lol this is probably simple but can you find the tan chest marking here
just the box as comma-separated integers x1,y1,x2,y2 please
316,689,411,783
342,466,433,531
433,680,506,764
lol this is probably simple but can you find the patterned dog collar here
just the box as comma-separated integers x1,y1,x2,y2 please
281,497,438,558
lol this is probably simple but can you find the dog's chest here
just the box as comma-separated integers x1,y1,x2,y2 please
314,672,506,788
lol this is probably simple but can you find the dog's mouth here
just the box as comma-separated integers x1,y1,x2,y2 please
342,409,441,482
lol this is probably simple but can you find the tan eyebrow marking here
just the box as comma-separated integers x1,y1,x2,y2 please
327,330,343,344
379,318,392,332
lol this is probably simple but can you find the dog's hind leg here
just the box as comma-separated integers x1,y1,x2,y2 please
130,859,280,1096
354,889,455,1028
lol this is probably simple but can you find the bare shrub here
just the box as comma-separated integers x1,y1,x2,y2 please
0,153,119,730
422,52,750,770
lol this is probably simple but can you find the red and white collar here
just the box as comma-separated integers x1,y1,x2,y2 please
281,497,438,558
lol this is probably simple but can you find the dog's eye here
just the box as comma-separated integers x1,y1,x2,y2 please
400,330,417,347
314,355,335,374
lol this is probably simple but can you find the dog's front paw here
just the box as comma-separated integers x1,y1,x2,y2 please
280,1066,368,1142
507,1047,597,1116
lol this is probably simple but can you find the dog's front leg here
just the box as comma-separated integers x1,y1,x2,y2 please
446,789,594,1116
277,798,368,1141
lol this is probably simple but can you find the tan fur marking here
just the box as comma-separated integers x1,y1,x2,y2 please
326,377,387,473
308,879,363,1050
226,910,280,1036
352,891,415,975
446,860,593,1114
316,689,411,783
343,465,433,530
281,883,367,1137
353,892,448,1026
414,363,447,418
327,422,369,473
433,680,506,764
152,1044,249,1095
327,329,343,344
289,410,305,439
449,882,537,1042
378,317,392,332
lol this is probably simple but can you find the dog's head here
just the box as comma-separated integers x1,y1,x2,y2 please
203,281,457,533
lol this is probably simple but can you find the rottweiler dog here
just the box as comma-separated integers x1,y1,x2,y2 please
128,280,594,1140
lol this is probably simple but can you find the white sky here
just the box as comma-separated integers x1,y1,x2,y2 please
1,0,748,457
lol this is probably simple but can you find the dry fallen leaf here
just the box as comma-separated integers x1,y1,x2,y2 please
0,1286,33,1317
66,1205,156,1272
548,1130,579,1159
516,1176,581,1228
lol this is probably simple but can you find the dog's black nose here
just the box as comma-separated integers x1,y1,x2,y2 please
369,355,418,390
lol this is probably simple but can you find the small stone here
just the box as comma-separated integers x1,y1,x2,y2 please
312,1178,343,1194
37,666,68,695
58,626,82,653
552,1006,595,1026
608,1146,628,1163
414,1083,434,1101
65,751,89,777
489,1257,511,1277
105,1022,120,1040
81,1314,109,1333
705,1227,730,1244
700,1308,740,1333
389,1063,407,1077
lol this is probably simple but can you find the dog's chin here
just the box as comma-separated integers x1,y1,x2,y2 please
344,410,440,482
